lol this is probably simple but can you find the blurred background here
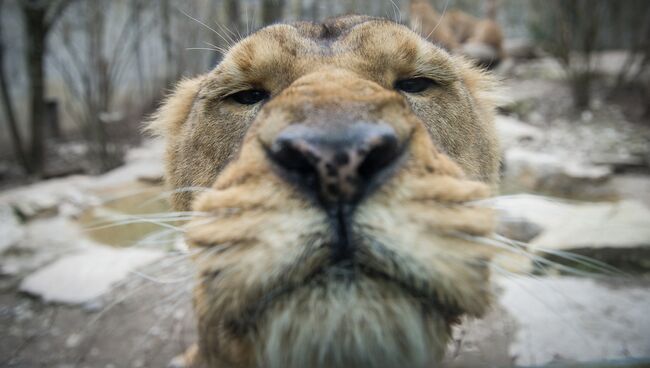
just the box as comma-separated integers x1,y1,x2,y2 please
0,0,649,367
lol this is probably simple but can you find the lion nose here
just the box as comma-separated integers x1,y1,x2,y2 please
268,123,402,204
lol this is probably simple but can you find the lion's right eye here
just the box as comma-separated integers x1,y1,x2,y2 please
394,77,437,94
228,89,270,105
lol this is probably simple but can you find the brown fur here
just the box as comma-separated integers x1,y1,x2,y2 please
409,0,505,67
150,15,501,368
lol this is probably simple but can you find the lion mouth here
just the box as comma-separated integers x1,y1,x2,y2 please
224,216,465,335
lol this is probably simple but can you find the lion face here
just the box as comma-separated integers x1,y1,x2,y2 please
151,16,500,368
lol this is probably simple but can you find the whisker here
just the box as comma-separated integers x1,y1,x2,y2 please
214,19,238,47
492,234,625,277
83,217,189,232
130,245,229,284
470,193,591,207
215,19,240,44
136,186,210,208
452,232,596,278
388,0,402,23
130,270,193,284
203,41,228,55
93,186,166,206
83,211,209,228
179,8,233,49
186,47,223,52
426,0,450,40
85,246,222,328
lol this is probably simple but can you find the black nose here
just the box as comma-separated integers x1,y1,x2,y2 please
268,123,403,205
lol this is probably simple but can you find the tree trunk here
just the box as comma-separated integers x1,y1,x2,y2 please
22,5,48,176
132,0,146,97
87,1,110,173
290,0,303,20
261,0,285,25
0,7,31,173
310,0,319,21
160,0,174,87
570,71,592,110
223,0,242,37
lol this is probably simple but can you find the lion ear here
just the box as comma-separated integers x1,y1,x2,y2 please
146,75,205,138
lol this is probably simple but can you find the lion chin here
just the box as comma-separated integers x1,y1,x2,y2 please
255,273,448,368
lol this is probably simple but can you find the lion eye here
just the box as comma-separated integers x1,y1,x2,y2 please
228,89,270,105
394,77,436,93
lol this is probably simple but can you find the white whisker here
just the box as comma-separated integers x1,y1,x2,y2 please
426,0,450,40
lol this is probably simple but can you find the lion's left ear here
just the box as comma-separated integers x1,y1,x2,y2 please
146,75,205,138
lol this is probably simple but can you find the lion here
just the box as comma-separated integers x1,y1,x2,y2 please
409,0,505,68
150,15,501,368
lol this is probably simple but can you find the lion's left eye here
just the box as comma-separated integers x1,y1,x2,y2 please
394,77,437,93
228,89,270,105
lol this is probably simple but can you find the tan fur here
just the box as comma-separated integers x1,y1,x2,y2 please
409,0,505,67
150,15,501,368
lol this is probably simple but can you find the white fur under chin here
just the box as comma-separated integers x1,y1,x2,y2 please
253,274,449,368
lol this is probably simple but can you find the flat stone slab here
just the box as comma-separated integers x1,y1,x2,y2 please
20,245,164,304
0,217,89,276
502,149,616,200
500,276,650,366
448,276,650,367
492,195,650,250
495,115,543,148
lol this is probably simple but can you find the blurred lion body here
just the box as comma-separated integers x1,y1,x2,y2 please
410,0,505,67
151,15,500,368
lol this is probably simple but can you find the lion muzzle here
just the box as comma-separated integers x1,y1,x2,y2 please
267,122,403,206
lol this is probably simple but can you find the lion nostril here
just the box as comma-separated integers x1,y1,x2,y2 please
271,139,317,174
357,134,400,181
268,123,403,205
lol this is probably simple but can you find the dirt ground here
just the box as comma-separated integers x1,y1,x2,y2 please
3,270,650,367
1,265,196,368
1,55,650,367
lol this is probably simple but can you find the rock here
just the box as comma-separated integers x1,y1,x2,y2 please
0,204,24,254
498,276,650,366
503,38,540,59
20,244,164,304
491,194,650,257
494,115,543,149
137,174,164,185
0,217,87,276
11,191,60,219
496,215,543,243
502,148,616,200
590,153,647,173
0,175,95,220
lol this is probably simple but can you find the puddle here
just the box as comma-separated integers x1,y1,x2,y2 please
78,181,180,249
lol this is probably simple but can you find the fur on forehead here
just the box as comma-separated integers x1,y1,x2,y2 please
201,16,462,98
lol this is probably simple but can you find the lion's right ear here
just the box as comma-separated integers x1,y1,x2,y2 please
146,76,205,138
